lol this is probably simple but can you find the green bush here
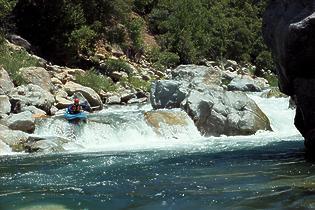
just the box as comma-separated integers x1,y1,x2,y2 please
255,50,275,75
148,48,180,70
75,70,116,92
0,44,39,85
101,59,133,75
120,76,151,92
133,0,155,15
68,25,97,54
262,72,278,87
126,16,145,53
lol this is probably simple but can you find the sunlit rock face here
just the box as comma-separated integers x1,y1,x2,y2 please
263,0,315,150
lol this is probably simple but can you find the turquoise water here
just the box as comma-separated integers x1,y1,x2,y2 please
1,140,314,210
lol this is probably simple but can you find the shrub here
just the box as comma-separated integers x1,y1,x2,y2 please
68,25,97,55
120,76,151,92
126,16,145,53
0,44,39,85
148,48,180,70
255,50,275,75
262,72,278,87
75,70,116,92
101,59,133,75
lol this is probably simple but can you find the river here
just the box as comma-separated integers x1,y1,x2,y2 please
1,94,314,210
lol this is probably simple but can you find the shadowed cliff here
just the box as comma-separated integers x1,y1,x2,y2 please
263,0,315,151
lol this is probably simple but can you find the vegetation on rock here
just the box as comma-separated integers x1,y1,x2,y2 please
0,0,276,84
0,44,39,85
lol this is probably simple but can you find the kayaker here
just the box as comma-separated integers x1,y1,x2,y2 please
67,98,82,114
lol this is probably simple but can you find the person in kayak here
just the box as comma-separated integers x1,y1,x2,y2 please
67,98,82,114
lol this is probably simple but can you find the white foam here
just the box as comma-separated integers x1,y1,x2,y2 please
1,93,302,155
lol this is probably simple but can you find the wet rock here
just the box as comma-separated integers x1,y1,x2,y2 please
144,110,191,136
181,89,271,136
64,81,103,109
0,129,29,152
19,67,53,91
7,111,35,133
0,67,14,94
9,84,55,114
25,136,69,153
0,95,11,114
0,140,11,154
0,124,8,131
145,110,189,128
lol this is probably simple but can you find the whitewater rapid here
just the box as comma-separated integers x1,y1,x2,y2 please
0,93,303,155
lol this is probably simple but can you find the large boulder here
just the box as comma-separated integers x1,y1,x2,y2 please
64,81,103,109
144,110,197,138
150,80,187,109
0,95,11,114
227,75,269,92
6,34,32,51
171,64,222,89
6,111,35,133
0,140,11,154
19,67,53,91
25,135,69,153
55,89,72,109
181,89,271,136
0,129,29,152
263,1,315,151
0,67,14,94
9,84,55,114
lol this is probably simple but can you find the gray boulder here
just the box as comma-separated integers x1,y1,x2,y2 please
0,140,11,154
227,75,269,92
6,34,32,51
171,64,222,89
64,81,103,109
0,129,29,152
0,67,14,94
7,111,35,133
22,106,47,115
19,67,53,91
25,136,69,153
55,89,72,109
106,95,121,105
150,80,187,109
181,89,271,136
0,95,11,114
9,84,55,114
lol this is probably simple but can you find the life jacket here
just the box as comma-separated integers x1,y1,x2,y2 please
71,104,81,112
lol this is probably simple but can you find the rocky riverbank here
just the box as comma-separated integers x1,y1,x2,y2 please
0,37,283,154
